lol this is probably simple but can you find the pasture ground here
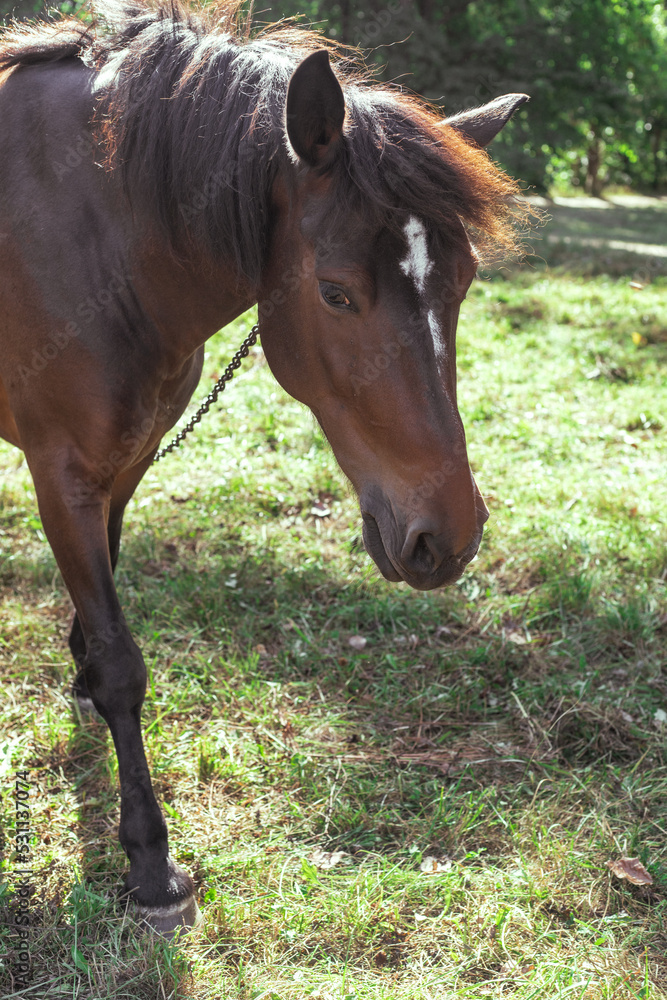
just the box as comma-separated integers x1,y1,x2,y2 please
1,195,667,999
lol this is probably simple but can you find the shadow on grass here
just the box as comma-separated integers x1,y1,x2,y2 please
0,712,194,998
518,195,667,277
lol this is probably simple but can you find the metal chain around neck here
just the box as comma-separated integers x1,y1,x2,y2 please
152,324,259,464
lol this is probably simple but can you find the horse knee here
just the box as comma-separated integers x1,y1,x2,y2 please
85,632,147,715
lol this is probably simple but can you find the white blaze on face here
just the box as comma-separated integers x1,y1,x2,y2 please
400,216,445,360
427,309,445,360
400,216,434,294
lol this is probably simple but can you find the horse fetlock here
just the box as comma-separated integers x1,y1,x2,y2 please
120,829,169,867
125,854,198,936
119,785,167,843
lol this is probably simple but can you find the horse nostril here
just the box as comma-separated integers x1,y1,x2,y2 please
419,532,445,572
401,513,485,577
401,521,447,573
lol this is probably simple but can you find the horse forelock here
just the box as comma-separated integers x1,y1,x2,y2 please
324,88,528,268
0,0,527,285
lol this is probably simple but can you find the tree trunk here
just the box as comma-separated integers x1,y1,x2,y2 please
585,137,603,197
651,126,663,191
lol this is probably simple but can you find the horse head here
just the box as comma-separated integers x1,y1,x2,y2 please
258,51,527,591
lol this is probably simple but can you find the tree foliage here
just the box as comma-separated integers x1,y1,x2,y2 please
255,0,667,193
1,0,665,192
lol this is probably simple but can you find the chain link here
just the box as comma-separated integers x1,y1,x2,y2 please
152,324,260,464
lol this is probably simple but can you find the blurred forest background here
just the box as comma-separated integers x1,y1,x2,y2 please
1,0,665,195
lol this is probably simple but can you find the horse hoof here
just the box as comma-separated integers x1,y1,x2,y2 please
137,894,203,937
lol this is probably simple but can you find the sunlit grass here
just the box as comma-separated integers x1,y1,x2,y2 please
1,200,667,998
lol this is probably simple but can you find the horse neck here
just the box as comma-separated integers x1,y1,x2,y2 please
130,230,257,365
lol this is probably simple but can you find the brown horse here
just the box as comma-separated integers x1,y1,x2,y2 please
0,0,527,934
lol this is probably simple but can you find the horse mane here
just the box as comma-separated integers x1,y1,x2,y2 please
0,0,527,288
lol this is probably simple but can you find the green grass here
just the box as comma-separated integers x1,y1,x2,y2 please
1,197,667,998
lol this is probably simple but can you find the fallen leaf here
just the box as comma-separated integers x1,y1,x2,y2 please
419,855,453,874
348,635,367,650
310,501,331,517
309,849,352,870
506,632,528,645
499,959,534,978
606,857,652,885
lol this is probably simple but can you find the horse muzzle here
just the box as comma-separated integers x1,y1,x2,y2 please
361,492,488,591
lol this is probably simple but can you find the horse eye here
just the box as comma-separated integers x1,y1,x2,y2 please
319,282,352,309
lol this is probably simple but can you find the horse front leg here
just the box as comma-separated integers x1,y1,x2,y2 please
69,457,152,713
28,453,199,935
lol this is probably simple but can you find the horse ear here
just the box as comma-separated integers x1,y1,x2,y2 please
286,50,345,167
444,93,529,147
